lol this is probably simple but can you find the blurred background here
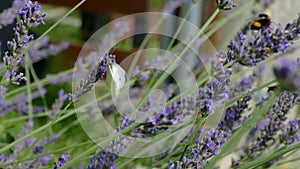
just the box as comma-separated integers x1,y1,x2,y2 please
0,0,219,72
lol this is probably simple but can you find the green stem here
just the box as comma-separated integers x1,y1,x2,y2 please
127,15,163,78
273,155,300,167
223,79,276,108
0,108,74,154
24,0,87,54
25,53,33,119
28,58,49,112
240,142,300,169
1,112,57,125
144,7,194,90
130,8,220,120
22,103,72,160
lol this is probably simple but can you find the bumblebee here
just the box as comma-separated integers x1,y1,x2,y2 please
250,13,271,30
138,122,153,132
267,85,279,92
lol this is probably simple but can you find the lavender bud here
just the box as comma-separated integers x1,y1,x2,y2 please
279,119,300,145
54,153,70,169
72,54,116,102
49,90,68,119
216,0,236,10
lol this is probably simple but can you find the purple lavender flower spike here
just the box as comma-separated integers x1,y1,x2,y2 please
50,21,128,86
0,155,6,163
2,0,46,85
0,0,26,29
49,90,68,119
241,91,300,160
87,150,117,169
7,70,27,85
87,116,134,169
28,37,70,64
117,116,132,131
12,118,35,154
17,1,46,27
54,153,70,169
15,132,59,168
6,88,47,115
172,129,229,168
230,68,263,99
279,119,300,145
169,10,300,169
72,54,116,102
17,155,53,168
169,67,263,168
230,91,300,167
220,14,300,67
171,95,250,168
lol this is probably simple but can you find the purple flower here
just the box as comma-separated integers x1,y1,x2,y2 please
72,54,116,102
49,90,68,119
54,153,70,169
0,155,6,163
2,0,46,85
279,119,300,145
231,91,300,167
117,116,132,131
216,0,236,10
243,91,300,159
96,54,116,81
172,129,229,168
12,118,35,155
220,14,300,67
200,61,230,112
230,68,263,99
169,69,262,168
218,96,251,132
17,1,46,27
6,88,47,115
0,0,26,29
87,151,117,169
27,37,69,64
273,58,300,91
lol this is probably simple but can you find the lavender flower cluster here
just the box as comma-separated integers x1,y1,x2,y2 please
0,0,69,168
219,12,300,66
2,0,46,85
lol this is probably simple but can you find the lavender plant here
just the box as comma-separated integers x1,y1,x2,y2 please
1,0,300,169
